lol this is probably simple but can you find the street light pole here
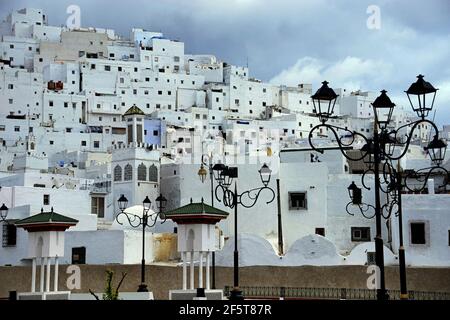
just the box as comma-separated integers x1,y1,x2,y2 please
396,168,408,300
372,127,388,300
213,164,275,300
308,75,446,301
116,194,166,292
139,216,147,292
231,182,242,299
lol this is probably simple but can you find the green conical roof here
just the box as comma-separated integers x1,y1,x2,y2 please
15,208,78,227
124,104,145,116
164,199,229,221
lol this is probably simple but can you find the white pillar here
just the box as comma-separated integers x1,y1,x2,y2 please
31,258,36,293
427,179,435,194
190,251,194,290
182,252,187,290
199,251,204,289
46,257,51,292
206,251,211,290
40,257,45,292
54,256,59,292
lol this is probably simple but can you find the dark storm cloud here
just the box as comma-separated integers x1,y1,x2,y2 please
1,0,449,123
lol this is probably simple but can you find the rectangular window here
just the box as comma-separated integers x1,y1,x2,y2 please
72,247,86,264
93,141,100,148
351,227,371,242
0,125,5,131
2,224,17,247
153,130,159,136
315,228,325,237
410,222,426,245
43,194,50,205
81,141,86,146
91,197,105,218
8,84,13,89
288,192,307,210
104,65,111,71
367,252,376,265
49,101,53,107
14,126,20,132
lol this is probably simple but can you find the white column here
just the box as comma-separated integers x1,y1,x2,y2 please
206,252,211,290
190,251,194,290
31,258,36,293
182,252,187,290
45,257,51,292
54,256,59,292
40,257,45,292
198,251,204,288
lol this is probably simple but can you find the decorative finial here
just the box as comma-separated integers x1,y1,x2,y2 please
201,197,204,203
51,207,54,212
190,198,193,204
41,208,44,213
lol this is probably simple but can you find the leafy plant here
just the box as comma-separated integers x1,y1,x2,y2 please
89,269,127,300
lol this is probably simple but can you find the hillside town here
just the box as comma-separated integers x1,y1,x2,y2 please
0,8,449,301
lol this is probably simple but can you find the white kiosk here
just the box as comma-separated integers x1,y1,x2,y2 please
15,208,78,300
165,199,229,300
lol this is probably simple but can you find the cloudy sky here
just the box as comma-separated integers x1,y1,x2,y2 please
1,0,449,124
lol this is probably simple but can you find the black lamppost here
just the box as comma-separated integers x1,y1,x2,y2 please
0,203,9,222
116,194,167,292
347,158,448,300
212,163,275,300
197,154,226,290
308,75,446,301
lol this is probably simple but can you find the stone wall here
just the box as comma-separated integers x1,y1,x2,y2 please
1,264,449,299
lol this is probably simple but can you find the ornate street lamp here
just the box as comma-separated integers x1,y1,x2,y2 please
425,135,447,166
212,163,226,185
198,164,208,183
259,163,272,187
361,139,376,167
214,163,275,300
117,194,128,212
308,76,446,301
155,194,167,211
116,194,166,292
311,81,339,123
405,74,438,119
372,90,396,130
143,196,151,212
0,203,9,222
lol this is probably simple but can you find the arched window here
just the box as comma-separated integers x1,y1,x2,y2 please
149,164,158,182
124,164,133,181
113,165,122,181
138,163,147,181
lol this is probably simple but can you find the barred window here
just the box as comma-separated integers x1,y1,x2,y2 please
138,163,147,181
124,164,133,181
149,165,158,182
2,223,17,247
114,165,122,181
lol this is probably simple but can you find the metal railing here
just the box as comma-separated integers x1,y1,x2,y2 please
224,286,450,300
